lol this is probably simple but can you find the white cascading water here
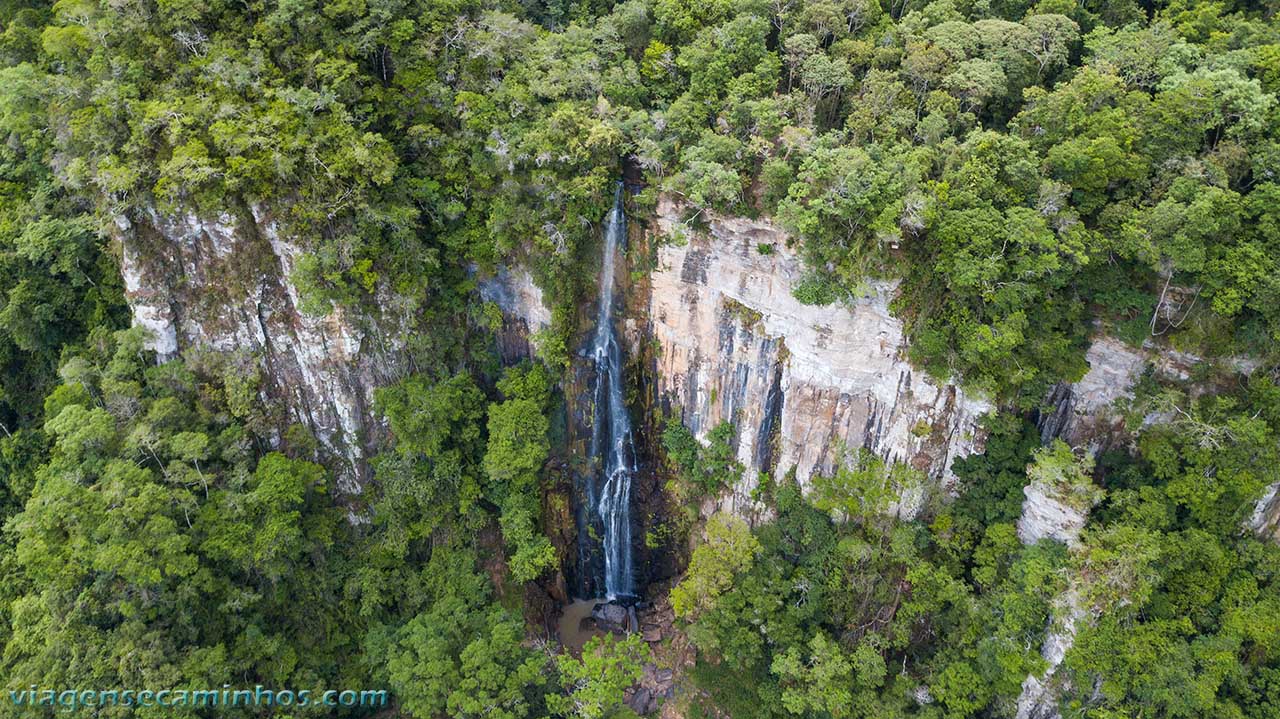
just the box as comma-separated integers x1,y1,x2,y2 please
590,183,635,601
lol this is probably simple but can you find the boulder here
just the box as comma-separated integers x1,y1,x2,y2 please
591,602,629,633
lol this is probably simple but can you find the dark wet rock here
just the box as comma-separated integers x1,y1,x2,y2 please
591,602,630,633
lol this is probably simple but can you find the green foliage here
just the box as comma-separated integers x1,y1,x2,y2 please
662,420,743,498
373,372,489,546
2,330,349,714
677,471,1067,719
771,632,885,718
674,379,1280,718
549,633,651,719
671,513,761,620
0,328,655,718
1026,439,1104,512
945,416,1042,558
387,579,550,719
3,1,1280,718
486,362,556,583
790,274,846,306
809,446,925,526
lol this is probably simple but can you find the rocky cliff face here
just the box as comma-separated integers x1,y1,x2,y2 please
1019,332,1275,718
120,196,1280,546
1017,482,1094,548
479,265,552,363
1015,583,1090,719
1013,450,1099,719
1035,336,1211,449
1037,335,1280,543
1013,445,1101,719
1249,483,1280,540
647,198,992,518
114,204,402,494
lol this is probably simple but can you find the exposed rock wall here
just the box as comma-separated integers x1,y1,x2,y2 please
1037,335,1280,543
1021,333,1276,717
648,197,992,518
1036,336,1209,450
1013,449,1101,719
1015,583,1090,719
114,204,401,493
1017,482,1093,548
110,189,1280,558
478,265,552,363
1249,483,1280,540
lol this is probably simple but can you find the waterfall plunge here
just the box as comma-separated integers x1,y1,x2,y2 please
589,184,636,601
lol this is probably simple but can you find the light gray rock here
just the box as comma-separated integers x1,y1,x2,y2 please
113,205,403,493
648,197,992,519
591,602,629,632
1040,334,1280,544
1016,586,1090,719
478,265,552,362
1248,482,1280,542
1017,482,1092,547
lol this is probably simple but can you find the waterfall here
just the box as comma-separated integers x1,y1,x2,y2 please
589,183,636,601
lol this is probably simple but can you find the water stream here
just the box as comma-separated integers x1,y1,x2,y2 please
588,183,636,601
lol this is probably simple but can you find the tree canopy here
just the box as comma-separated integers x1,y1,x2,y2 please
1,0,1279,717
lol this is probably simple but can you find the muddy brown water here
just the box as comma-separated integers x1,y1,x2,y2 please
557,599,601,656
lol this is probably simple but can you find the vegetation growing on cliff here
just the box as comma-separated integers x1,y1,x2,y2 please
9,0,1278,403
672,397,1280,719
1,0,1279,718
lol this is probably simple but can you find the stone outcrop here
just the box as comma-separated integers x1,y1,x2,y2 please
1016,446,1101,548
1015,584,1090,719
647,197,992,518
114,205,401,493
478,265,552,362
1037,335,1280,543
1014,462,1100,719
1017,482,1093,548
1249,483,1280,540
1036,337,1149,448
1037,334,1264,449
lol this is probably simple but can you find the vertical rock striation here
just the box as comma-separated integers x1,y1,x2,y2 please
647,197,992,517
114,204,400,493
478,265,552,363
1248,483,1280,540
1037,335,1280,543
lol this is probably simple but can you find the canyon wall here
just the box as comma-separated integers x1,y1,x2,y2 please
478,265,552,363
646,197,992,518
483,196,1280,537
114,204,404,494
115,196,1280,540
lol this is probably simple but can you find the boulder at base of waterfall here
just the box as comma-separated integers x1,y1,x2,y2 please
591,602,629,633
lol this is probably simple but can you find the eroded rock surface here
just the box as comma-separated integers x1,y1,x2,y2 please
1017,483,1092,548
478,265,552,362
1248,483,1280,541
115,205,399,493
1038,334,1280,543
1016,585,1090,719
648,197,992,518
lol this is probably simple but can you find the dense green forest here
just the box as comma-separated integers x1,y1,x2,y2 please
2,0,1279,717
